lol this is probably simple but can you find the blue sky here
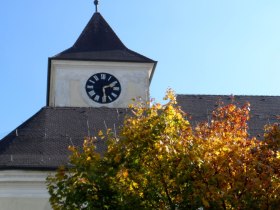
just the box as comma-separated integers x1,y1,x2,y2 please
1,0,280,138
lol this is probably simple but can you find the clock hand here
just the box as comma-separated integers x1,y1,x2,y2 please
102,86,107,97
102,81,118,100
102,81,117,90
102,86,107,102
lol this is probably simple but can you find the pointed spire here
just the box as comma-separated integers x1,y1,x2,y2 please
94,0,99,13
53,11,155,63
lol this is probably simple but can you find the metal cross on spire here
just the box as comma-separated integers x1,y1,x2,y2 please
94,0,99,13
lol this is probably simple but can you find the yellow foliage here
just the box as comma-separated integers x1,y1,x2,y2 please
47,90,280,210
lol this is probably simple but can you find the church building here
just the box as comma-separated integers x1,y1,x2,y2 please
0,2,279,210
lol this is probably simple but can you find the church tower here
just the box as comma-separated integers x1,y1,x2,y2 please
47,1,156,108
0,3,156,210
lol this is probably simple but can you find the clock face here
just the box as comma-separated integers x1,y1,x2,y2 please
85,73,121,104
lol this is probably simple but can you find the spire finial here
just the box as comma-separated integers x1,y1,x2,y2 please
94,0,99,13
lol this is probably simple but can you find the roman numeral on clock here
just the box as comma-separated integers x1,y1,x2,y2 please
111,93,117,98
101,74,106,80
89,90,95,97
94,95,100,101
93,75,99,81
87,85,94,89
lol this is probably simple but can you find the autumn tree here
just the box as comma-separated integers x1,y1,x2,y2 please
191,103,280,209
47,90,280,210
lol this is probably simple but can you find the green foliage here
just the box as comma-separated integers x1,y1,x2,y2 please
47,89,280,209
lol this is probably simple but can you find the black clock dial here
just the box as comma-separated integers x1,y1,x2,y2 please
85,73,121,104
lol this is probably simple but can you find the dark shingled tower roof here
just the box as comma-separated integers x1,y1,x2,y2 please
52,12,155,63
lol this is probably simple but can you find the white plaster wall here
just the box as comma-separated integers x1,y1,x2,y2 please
0,198,51,210
0,171,52,210
49,60,154,108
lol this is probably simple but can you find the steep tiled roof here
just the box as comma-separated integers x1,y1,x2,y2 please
177,95,280,137
53,12,155,63
0,107,128,170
